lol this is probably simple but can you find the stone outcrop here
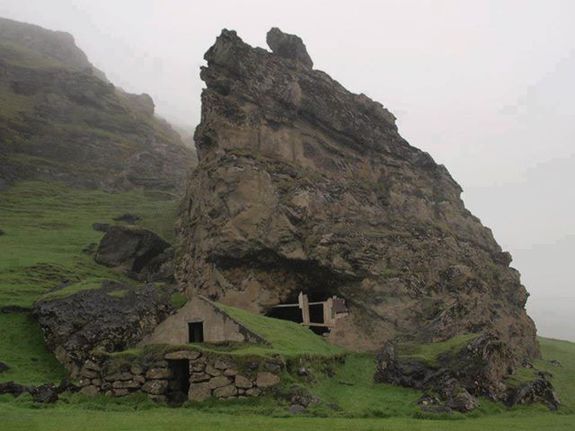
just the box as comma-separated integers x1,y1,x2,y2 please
176,27,539,358
374,334,559,412
94,225,174,281
0,17,194,192
33,281,173,376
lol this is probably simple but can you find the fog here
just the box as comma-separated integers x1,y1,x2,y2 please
1,0,573,340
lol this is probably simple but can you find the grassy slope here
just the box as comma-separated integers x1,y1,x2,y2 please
0,181,178,384
1,337,573,431
213,302,345,357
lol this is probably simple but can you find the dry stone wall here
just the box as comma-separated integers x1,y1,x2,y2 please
76,350,283,402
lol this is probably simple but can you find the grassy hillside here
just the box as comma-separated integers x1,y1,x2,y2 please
0,181,178,384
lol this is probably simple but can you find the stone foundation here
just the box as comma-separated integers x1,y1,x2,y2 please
76,349,283,402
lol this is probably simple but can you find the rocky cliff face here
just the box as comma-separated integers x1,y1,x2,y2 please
0,17,193,192
177,28,538,358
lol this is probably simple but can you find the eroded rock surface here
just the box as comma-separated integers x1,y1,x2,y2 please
176,27,538,357
33,281,173,376
374,334,558,412
0,17,194,192
94,225,173,281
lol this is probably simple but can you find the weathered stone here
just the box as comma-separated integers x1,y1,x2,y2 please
234,375,252,389
142,380,168,395
78,377,92,387
177,27,539,359
165,350,201,361
0,381,27,396
256,372,280,388
112,380,140,389
29,384,58,403
34,281,173,376
91,378,102,386
113,388,129,397
83,360,101,371
245,387,261,397
188,382,211,402
266,27,313,68
130,364,145,375
208,376,231,389
213,384,237,398
146,368,171,380
190,372,210,383
190,360,206,372
205,364,221,377
79,385,100,396
105,372,133,382
134,375,146,384
214,359,233,370
94,226,171,281
0,362,9,373
80,368,99,379
289,404,306,415
223,368,238,377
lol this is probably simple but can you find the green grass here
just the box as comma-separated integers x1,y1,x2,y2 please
396,333,479,366
214,302,345,357
0,181,178,308
0,313,66,384
0,181,178,384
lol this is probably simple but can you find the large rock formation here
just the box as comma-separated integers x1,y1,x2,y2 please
0,17,194,192
177,28,539,358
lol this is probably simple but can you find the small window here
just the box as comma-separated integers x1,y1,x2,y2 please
188,321,204,343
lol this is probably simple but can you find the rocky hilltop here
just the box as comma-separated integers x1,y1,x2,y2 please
0,17,194,191
177,28,538,358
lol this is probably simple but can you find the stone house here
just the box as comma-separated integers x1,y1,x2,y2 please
140,295,267,346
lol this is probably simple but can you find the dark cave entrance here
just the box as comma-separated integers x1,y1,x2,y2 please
265,289,341,336
166,359,190,404
266,305,303,323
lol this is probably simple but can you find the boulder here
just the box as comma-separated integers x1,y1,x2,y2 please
256,372,280,388
234,375,252,389
146,368,171,380
113,213,141,224
213,384,237,398
188,382,211,402
266,27,313,68
29,384,59,403
208,376,231,389
0,361,9,373
507,378,560,410
0,381,27,396
375,333,554,411
164,350,201,361
142,380,168,395
94,226,171,281
33,281,173,376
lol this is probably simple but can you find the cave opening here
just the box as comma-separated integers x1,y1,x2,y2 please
264,290,348,336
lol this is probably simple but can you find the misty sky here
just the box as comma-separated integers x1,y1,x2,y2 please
1,0,573,340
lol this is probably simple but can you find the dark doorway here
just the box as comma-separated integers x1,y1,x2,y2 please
188,321,204,343
167,359,190,404
266,306,303,323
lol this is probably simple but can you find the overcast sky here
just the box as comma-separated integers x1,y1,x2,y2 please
1,0,573,341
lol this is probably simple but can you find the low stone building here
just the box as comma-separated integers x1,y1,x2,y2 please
140,296,267,346
77,349,284,403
